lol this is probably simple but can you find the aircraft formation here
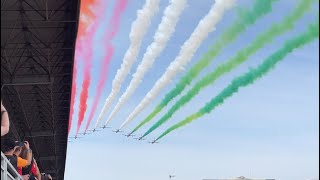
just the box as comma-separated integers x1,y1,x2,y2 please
68,125,160,144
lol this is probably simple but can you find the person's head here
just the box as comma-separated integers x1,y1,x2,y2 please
2,138,20,154
22,175,30,180
41,173,53,180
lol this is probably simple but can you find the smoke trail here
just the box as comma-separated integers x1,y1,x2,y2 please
119,0,236,129
77,66,91,134
84,0,128,132
142,0,314,137
76,44,94,135
78,0,97,38
104,0,188,125
156,21,319,141
94,0,160,129
84,45,114,132
69,52,78,134
76,1,109,135
76,3,98,135
69,0,97,134
131,0,276,134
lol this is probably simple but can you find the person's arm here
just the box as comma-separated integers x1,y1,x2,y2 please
33,159,41,180
35,169,41,180
24,141,32,165
47,174,52,180
1,101,10,136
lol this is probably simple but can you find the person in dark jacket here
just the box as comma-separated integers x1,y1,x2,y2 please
3,139,32,171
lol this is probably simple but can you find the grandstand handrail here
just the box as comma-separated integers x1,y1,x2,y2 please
1,151,23,180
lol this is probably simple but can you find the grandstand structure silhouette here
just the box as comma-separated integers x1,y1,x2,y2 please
1,0,80,179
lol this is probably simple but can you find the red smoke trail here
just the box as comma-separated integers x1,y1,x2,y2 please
69,0,97,134
76,62,92,135
71,29,88,135
78,0,97,38
68,50,78,134
84,45,114,131
75,28,97,135
84,0,128,132
76,1,108,135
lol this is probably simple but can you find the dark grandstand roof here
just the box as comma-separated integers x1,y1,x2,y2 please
1,0,80,179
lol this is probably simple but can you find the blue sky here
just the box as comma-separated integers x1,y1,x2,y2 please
65,0,319,179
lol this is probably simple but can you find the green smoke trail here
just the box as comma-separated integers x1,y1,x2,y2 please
155,22,319,141
141,0,314,138
130,0,277,134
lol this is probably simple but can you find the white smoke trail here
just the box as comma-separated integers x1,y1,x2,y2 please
104,0,188,125
120,0,236,129
94,0,160,128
